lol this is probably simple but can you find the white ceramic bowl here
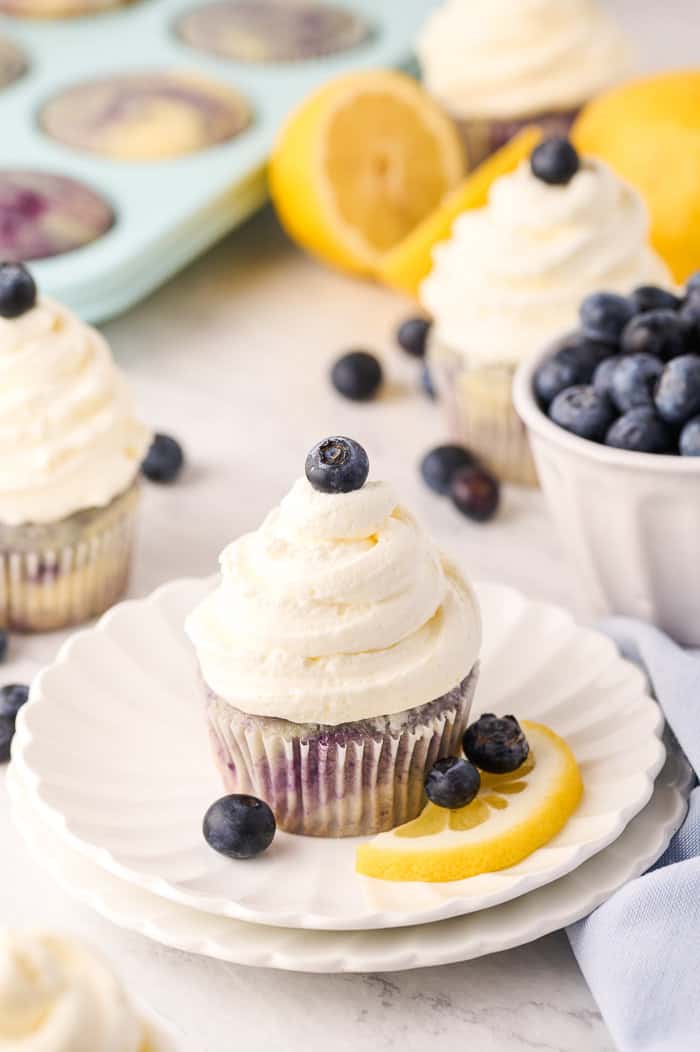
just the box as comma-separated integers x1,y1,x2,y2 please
513,349,700,646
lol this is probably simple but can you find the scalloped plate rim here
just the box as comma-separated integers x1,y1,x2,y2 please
12,577,666,931
6,748,690,973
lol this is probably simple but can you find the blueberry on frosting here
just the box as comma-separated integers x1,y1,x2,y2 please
530,137,580,186
0,261,36,318
305,436,369,494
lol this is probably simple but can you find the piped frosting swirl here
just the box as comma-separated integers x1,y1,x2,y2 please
0,296,150,525
421,157,672,366
417,0,630,119
0,931,145,1052
186,477,481,725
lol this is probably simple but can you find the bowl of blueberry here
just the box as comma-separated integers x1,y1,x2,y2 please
513,278,700,645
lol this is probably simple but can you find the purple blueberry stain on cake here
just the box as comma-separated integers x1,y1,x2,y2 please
177,0,371,64
0,172,114,261
39,72,252,161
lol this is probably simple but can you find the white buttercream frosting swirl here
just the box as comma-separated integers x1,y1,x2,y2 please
0,296,150,525
0,931,145,1052
417,0,630,119
186,477,481,725
421,158,672,366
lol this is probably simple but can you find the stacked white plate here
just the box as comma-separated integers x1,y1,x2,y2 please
9,578,691,972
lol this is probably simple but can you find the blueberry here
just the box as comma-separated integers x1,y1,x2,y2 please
579,292,633,346
424,756,480,809
396,316,431,359
420,444,475,495
610,353,664,412
203,794,276,860
679,295,700,352
450,465,500,522
621,310,688,360
0,262,37,319
686,271,700,296
141,433,184,483
0,683,28,720
629,285,681,314
530,137,580,185
0,714,14,764
463,714,529,774
655,355,700,425
0,632,7,664
533,336,610,407
331,350,382,401
549,385,616,442
420,364,437,400
305,436,369,494
680,415,700,456
592,355,622,400
605,408,676,454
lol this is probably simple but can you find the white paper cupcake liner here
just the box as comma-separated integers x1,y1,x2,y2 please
0,481,139,632
430,335,539,487
206,664,479,837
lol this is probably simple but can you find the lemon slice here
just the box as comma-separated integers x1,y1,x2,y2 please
268,70,465,276
356,722,582,883
375,126,541,298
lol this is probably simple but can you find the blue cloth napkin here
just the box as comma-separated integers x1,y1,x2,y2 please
567,618,700,1052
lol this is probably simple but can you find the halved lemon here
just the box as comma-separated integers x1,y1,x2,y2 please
268,70,465,276
375,126,541,298
356,721,582,883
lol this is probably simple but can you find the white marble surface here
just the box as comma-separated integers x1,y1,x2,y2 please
0,1,695,1048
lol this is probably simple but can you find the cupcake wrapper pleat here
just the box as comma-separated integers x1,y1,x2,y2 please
430,337,539,487
206,665,479,837
0,482,139,632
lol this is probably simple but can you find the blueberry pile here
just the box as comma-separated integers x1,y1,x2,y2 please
0,683,29,763
425,714,530,810
534,281,700,455
420,444,500,522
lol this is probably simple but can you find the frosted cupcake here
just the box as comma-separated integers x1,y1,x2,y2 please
421,139,672,485
0,262,150,631
0,930,169,1050
186,437,481,837
417,0,630,169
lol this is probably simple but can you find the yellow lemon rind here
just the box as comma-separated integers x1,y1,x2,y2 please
268,69,465,276
356,721,583,883
375,126,542,298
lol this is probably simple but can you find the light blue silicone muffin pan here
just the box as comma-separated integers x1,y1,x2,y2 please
0,0,438,321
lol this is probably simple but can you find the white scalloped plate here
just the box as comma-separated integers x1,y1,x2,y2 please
7,747,690,972
12,578,666,931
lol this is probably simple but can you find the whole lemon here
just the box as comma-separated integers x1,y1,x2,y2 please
573,70,700,284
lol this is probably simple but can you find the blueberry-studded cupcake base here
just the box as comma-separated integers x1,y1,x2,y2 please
205,665,479,837
429,335,538,487
456,107,580,171
0,481,138,632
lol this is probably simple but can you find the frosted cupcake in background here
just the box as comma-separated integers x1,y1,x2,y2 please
421,138,672,486
0,262,150,631
0,930,171,1050
417,0,630,169
186,437,481,837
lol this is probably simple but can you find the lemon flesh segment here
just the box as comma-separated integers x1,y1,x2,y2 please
376,126,541,298
268,70,465,276
356,722,583,883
